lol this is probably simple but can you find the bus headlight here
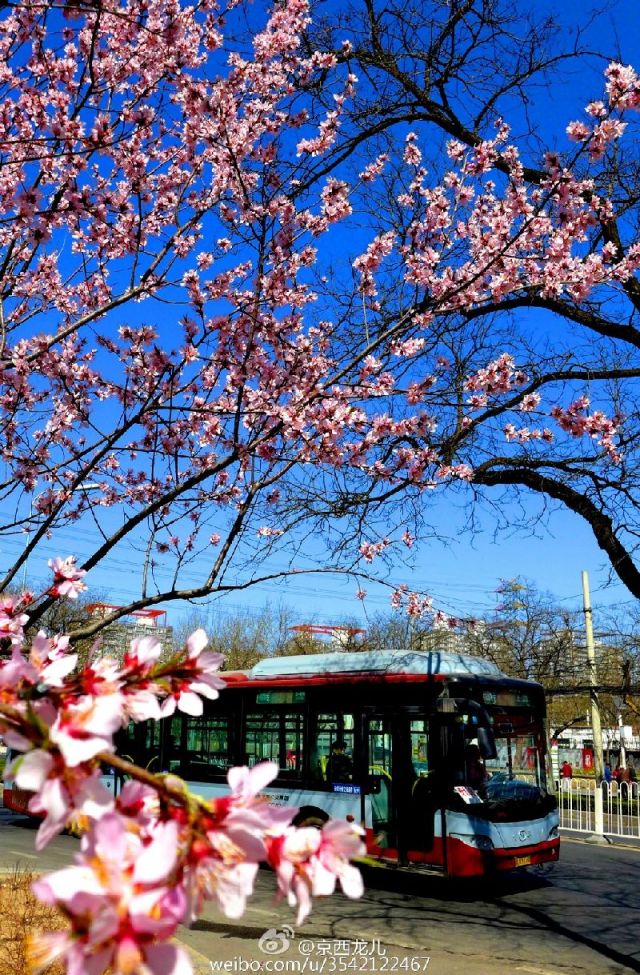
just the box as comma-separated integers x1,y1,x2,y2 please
449,832,494,851
548,825,560,839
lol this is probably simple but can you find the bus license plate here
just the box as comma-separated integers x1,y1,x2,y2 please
514,855,531,867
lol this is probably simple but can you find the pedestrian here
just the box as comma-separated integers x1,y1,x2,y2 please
604,762,612,784
613,763,622,782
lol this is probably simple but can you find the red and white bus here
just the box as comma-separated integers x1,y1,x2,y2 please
127,648,560,877
4,649,560,877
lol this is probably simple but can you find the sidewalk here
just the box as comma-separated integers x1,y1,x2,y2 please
561,828,640,850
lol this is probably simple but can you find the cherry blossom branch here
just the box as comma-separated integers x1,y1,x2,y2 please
0,558,365,975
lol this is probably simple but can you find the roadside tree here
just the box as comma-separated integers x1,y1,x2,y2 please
459,579,636,737
172,603,296,669
302,0,640,600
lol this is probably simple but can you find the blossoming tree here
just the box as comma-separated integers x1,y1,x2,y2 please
1,0,640,639
2,0,640,969
303,0,640,599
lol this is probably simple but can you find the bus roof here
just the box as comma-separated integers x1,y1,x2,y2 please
243,649,505,681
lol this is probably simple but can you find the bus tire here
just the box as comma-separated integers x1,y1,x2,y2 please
292,806,329,829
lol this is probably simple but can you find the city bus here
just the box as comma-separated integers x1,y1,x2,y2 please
120,648,560,878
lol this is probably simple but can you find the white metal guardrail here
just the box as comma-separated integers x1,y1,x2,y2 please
556,778,640,838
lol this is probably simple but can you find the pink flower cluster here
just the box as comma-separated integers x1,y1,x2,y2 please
605,62,640,110
48,556,87,599
464,354,526,409
353,231,396,296
564,62,640,161
0,563,364,975
389,585,433,618
550,397,622,462
359,538,390,563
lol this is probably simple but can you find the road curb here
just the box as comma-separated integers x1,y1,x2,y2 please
561,832,640,852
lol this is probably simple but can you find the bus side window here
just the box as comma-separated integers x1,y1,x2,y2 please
245,713,280,767
165,715,185,774
182,715,232,781
283,712,304,777
245,711,304,776
310,712,355,786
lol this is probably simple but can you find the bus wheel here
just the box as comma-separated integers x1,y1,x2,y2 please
292,806,329,829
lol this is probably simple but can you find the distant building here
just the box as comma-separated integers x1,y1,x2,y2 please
84,604,173,663
417,629,468,654
552,724,640,777
288,624,366,650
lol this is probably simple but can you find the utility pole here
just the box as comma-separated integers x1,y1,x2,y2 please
582,571,604,780
582,570,605,840
618,712,627,769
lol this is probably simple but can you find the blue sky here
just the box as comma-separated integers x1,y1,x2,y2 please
5,476,626,634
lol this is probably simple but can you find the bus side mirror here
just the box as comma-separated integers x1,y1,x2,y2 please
366,775,382,794
477,727,497,760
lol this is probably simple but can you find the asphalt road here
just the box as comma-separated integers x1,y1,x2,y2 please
1,808,638,975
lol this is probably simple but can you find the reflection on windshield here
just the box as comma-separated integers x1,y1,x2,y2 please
483,712,546,800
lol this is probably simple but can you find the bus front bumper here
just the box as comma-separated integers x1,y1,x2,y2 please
446,834,560,877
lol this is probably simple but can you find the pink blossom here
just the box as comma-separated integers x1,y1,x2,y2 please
227,761,279,802
123,635,163,671
182,763,294,921
550,399,621,461
0,596,30,645
358,538,389,563
33,813,189,974
605,62,640,109
403,133,422,166
49,693,123,766
159,630,225,717
566,121,591,142
359,153,388,183
8,749,114,848
268,820,364,924
320,180,352,223
353,232,396,294
0,645,39,687
48,556,87,599
519,392,541,412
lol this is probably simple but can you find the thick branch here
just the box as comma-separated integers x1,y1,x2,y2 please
473,465,640,599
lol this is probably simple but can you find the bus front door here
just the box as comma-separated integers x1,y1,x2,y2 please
366,714,396,853
365,713,435,862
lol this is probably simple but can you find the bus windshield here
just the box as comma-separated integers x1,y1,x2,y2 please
484,706,547,799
